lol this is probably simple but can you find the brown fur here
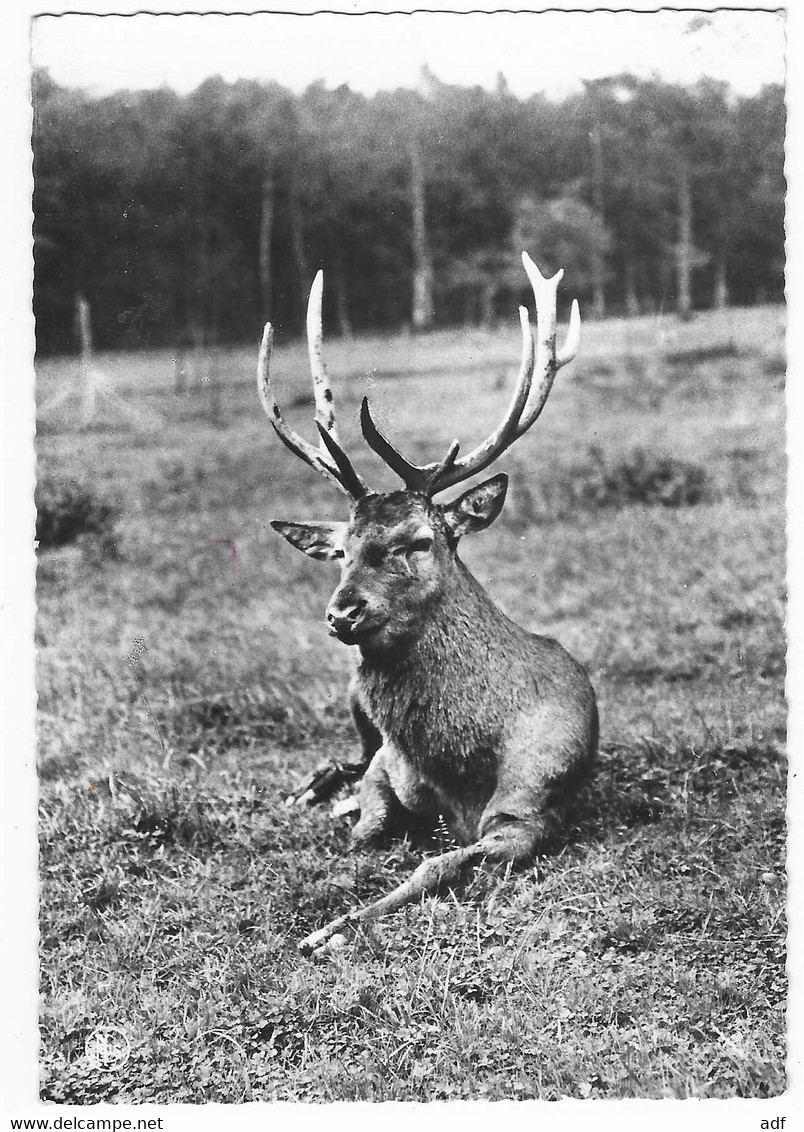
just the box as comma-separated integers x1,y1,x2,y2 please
273,478,598,954
264,254,592,953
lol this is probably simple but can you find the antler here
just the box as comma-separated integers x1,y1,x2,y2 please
361,251,580,497
257,272,369,499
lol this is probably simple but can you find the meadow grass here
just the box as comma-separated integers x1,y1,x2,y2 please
36,305,786,1102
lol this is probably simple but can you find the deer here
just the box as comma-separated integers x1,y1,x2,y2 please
258,252,598,956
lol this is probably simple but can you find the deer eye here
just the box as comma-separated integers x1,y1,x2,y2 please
408,537,433,556
332,547,345,560
364,544,386,568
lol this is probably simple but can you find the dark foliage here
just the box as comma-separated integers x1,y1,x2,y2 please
36,479,119,550
571,446,707,509
510,446,709,525
31,69,785,354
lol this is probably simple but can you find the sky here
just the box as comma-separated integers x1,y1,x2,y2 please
30,8,785,101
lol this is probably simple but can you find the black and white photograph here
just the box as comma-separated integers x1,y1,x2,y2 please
0,0,794,1119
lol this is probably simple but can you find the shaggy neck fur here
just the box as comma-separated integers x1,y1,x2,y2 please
357,556,536,788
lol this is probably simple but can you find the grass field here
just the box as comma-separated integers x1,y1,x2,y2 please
36,303,787,1102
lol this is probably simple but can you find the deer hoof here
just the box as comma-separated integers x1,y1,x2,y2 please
301,931,348,960
332,795,360,818
352,817,389,846
321,932,348,956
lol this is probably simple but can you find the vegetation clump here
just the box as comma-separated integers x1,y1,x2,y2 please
573,446,707,509
514,446,708,525
36,479,119,551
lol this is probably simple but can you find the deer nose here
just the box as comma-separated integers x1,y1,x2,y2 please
326,597,367,633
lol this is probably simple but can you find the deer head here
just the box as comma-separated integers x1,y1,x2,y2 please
260,253,580,656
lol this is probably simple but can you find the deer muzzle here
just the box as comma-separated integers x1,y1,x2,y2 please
325,594,376,643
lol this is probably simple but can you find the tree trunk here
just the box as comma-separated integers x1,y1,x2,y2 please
75,294,93,362
463,288,475,328
589,126,607,319
196,211,214,347
258,168,275,322
333,261,353,339
76,294,96,419
288,167,309,332
676,164,693,320
714,254,729,310
624,255,640,318
479,280,495,330
173,350,187,394
591,267,606,321
410,139,434,332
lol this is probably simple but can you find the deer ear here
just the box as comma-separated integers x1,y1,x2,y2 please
271,521,346,562
442,473,509,540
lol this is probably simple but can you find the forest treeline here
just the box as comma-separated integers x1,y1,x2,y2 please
32,68,785,355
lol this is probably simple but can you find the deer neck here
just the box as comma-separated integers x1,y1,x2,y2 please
358,557,506,680
355,557,516,786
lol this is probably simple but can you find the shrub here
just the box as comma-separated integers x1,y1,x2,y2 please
36,479,119,551
508,446,708,528
567,445,707,510
663,342,740,367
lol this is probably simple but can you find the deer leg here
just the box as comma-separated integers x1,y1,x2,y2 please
300,842,483,955
350,678,383,764
352,741,442,845
299,816,539,956
285,680,380,808
350,746,403,845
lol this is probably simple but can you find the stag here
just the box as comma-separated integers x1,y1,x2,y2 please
259,253,598,955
